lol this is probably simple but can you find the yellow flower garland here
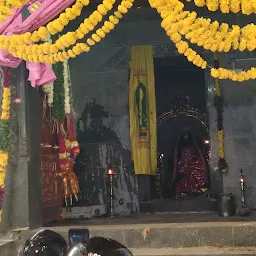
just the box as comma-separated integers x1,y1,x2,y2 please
1,87,11,120
211,67,256,82
44,0,133,63
0,84,11,222
149,0,256,81
2,0,254,58
0,0,30,22
7,0,134,63
185,0,256,14
5,0,119,59
218,130,225,159
0,0,92,46
153,0,256,54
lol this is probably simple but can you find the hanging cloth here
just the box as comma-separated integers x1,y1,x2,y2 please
129,45,157,175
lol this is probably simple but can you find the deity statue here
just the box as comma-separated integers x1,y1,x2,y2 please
57,117,80,210
171,132,208,198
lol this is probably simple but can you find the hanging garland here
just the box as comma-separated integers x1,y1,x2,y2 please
52,35,65,123
2,0,117,56
0,0,87,25
2,0,134,63
0,67,12,222
4,0,256,56
185,0,256,15
213,54,228,173
156,0,256,53
0,0,30,22
0,0,255,64
42,34,54,106
43,33,71,114
149,0,256,81
63,59,71,115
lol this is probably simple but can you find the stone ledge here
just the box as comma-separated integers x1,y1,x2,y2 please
130,247,256,255
51,221,256,248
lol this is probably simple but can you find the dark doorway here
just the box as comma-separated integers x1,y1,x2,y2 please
152,56,211,212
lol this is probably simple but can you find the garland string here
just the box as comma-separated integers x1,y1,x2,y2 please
0,66,12,222
213,53,228,173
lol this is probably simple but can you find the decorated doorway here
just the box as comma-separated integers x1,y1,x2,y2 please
153,56,210,212
156,95,210,199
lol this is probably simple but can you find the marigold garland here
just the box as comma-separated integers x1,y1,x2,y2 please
0,0,90,37
151,0,256,54
149,0,256,81
185,0,256,14
0,67,12,222
211,67,256,82
2,0,118,59
2,0,254,65
213,54,228,173
6,0,133,64
0,0,30,22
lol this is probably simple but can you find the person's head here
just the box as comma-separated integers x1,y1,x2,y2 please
87,237,133,256
178,132,193,148
68,237,133,256
20,229,67,256
68,243,88,256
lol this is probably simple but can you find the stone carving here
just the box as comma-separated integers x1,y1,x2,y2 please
157,94,208,131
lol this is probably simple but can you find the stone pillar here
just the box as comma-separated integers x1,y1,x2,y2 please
204,54,224,197
0,63,42,233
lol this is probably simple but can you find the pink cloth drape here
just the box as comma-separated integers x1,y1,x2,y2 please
0,0,75,87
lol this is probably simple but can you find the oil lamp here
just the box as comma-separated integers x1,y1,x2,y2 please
106,166,117,217
240,170,245,207
236,169,250,216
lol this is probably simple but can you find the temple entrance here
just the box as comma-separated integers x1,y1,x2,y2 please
40,93,63,224
153,55,210,212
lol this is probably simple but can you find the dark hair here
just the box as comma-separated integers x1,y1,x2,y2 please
68,237,133,256
176,132,194,159
21,229,67,256
87,237,133,256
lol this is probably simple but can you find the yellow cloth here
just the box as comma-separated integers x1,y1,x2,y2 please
129,45,157,175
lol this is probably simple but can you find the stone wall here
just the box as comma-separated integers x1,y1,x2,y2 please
70,45,138,215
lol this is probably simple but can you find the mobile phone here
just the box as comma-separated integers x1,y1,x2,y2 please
68,229,90,246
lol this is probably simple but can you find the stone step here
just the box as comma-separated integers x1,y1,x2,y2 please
49,221,256,248
10,220,256,255
130,247,256,256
